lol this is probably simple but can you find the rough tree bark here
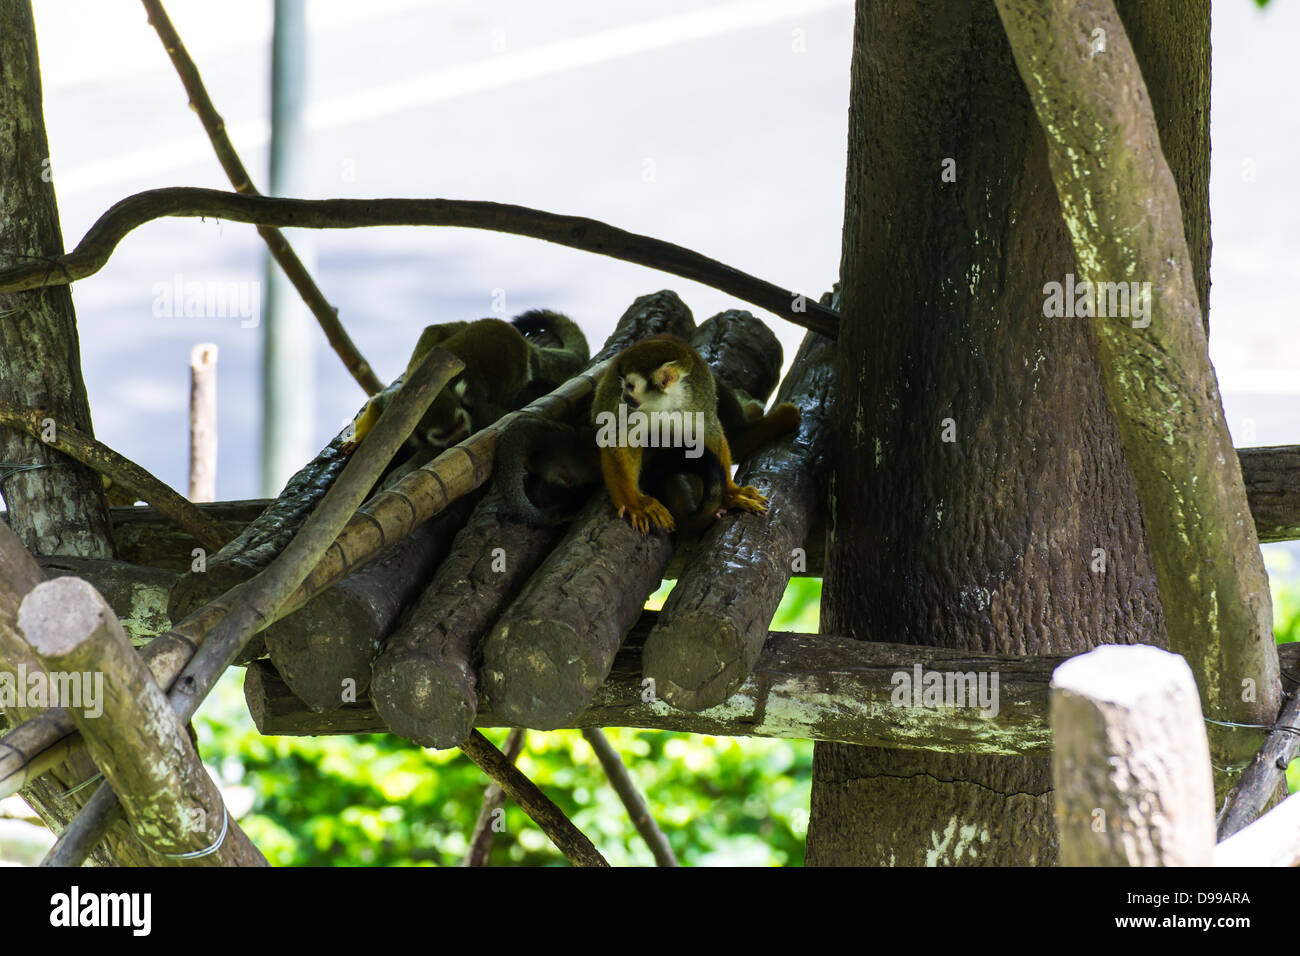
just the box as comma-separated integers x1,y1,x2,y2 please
0,2,160,865
808,0,1207,866
0,2,112,558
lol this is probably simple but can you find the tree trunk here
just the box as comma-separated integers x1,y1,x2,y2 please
0,0,147,866
807,0,1206,866
0,1,113,558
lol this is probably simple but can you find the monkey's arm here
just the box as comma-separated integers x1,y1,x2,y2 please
600,444,675,533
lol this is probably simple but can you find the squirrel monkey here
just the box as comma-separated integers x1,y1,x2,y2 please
347,310,588,452
591,334,800,534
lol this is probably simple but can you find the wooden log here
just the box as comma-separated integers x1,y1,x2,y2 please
252,618,1147,755
370,290,698,748
1214,791,1300,867
1051,644,1216,866
18,577,266,865
107,499,267,571
35,556,177,645
479,303,792,731
1240,445,1300,543
262,499,473,712
478,494,665,732
0,512,140,865
689,309,782,400
370,493,566,747
645,328,834,710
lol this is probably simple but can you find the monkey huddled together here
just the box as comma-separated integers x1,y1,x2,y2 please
350,311,800,536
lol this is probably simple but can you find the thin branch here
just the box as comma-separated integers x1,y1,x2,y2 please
0,187,841,339
140,0,383,396
581,729,677,867
0,398,231,552
41,781,121,868
1217,686,1300,839
458,731,608,867
461,728,526,867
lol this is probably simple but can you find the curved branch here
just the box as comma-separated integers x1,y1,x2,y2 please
141,0,383,395
0,399,231,552
0,187,841,339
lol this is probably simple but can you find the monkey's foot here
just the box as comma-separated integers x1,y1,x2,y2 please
617,495,675,534
724,484,769,515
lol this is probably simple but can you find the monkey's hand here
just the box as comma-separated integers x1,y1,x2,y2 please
723,483,769,515
618,494,676,534
343,394,385,453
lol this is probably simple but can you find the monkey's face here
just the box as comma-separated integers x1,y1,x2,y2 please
620,361,689,412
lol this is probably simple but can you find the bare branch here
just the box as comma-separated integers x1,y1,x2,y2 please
458,731,608,868
0,187,841,339
582,729,677,867
140,0,384,395
461,728,526,867
0,398,231,552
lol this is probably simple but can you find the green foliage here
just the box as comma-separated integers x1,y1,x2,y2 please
196,578,822,867
1266,550,1299,792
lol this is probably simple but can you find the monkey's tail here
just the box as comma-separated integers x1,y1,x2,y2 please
492,414,595,527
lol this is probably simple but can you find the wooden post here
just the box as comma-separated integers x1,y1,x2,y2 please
1051,644,1216,865
18,576,266,865
188,343,218,503
1215,792,1300,867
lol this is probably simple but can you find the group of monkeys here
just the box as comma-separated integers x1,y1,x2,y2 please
350,309,801,535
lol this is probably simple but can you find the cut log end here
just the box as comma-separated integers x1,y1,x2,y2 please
370,650,478,750
17,577,107,657
481,618,603,731
262,593,379,713
643,614,746,711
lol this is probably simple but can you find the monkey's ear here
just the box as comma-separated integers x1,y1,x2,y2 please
653,361,684,389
